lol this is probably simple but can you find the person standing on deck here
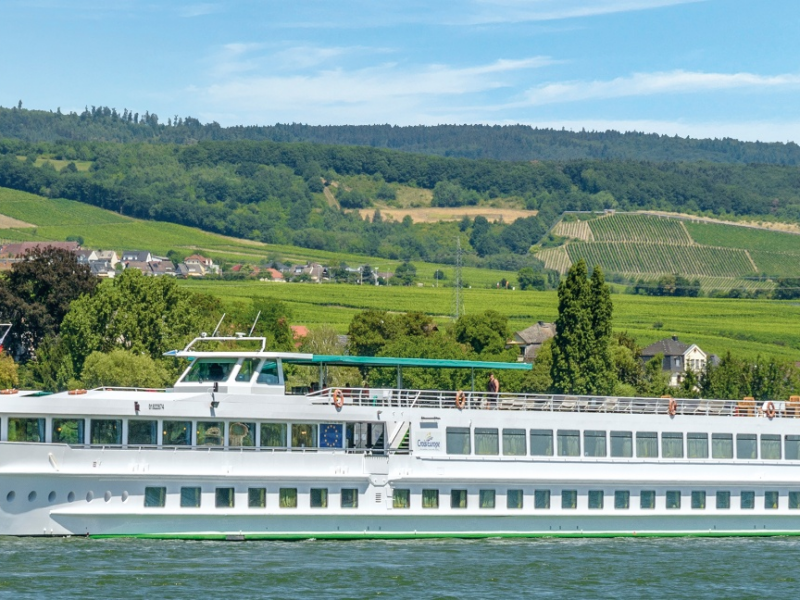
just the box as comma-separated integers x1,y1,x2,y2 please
486,373,500,407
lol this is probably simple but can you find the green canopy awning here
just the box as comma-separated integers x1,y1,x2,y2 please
284,355,532,370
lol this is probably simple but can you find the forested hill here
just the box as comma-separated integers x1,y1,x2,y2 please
3,104,800,165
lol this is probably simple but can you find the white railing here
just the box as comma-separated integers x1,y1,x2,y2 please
310,388,798,419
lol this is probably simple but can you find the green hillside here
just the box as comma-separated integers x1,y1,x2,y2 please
543,212,800,290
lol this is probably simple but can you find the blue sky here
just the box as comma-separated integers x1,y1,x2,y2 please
2,0,800,141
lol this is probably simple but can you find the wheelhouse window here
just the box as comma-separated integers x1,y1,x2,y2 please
7,418,45,442
610,431,633,458
761,435,781,460
557,430,580,457
451,490,467,509
256,361,280,385
163,421,191,446
229,422,255,447
474,428,499,455
661,432,684,459
310,488,328,508
280,488,297,508
583,430,607,457
691,491,706,509
636,432,658,458
588,490,604,509
393,489,410,509
507,489,523,509
736,434,757,460
144,487,166,508
215,488,234,508
534,490,550,509
422,489,439,509
261,423,287,447
197,421,224,446
291,424,318,448
614,491,630,509
530,429,553,456
502,429,526,456
180,487,201,508
128,420,157,445
712,434,733,459
765,491,779,509
248,488,266,508
561,490,577,509
182,359,236,383
741,491,755,509
716,491,731,509
446,427,471,455
235,358,258,382
640,491,656,509
53,418,85,444
666,491,681,509
786,435,800,460
479,490,496,509
687,433,709,459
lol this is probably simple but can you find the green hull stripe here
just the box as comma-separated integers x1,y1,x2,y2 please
88,530,800,541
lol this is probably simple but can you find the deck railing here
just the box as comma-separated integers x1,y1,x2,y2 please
310,388,800,419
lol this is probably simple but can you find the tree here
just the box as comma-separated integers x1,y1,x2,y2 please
774,278,800,300
517,267,545,291
81,349,170,388
0,352,19,389
585,266,615,395
244,298,295,351
391,262,417,286
17,335,76,392
454,310,512,358
347,310,400,357
0,247,97,362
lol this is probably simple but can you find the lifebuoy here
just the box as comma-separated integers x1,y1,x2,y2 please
455,390,466,409
68,389,87,395
668,398,677,416
332,389,344,408
0,388,18,395
765,401,776,419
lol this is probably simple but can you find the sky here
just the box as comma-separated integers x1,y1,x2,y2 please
2,0,800,142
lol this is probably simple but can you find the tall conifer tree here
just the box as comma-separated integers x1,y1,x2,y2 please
586,266,615,394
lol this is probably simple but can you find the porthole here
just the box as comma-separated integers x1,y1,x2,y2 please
121,491,129,503
104,491,112,502
48,491,56,503
6,491,15,502
67,492,75,503
86,491,94,503
28,491,37,502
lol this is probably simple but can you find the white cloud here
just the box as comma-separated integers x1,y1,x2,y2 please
179,3,221,18
516,70,800,106
466,0,703,24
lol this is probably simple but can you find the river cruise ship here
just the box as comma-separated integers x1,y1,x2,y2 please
2,334,800,539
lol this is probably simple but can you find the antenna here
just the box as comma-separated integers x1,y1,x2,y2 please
211,313,226,337
451,237,464,320
248,311,262,337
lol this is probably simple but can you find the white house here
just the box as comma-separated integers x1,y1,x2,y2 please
641,336,707,387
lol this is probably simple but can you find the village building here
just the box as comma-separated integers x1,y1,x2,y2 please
641,336,708,387
508,321,556,362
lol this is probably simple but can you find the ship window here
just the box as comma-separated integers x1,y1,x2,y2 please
666,491,681,509
502,429,526,456
588,490,604,509
261,423,287,447
280,488,297,508
451,490,467,509
741,491,755,509
422,489,439,509
163,421,191,446
235,358,258,382
474,428,499,455
291,424,318,448
561,490,577,509
229,422,255,447
610,431,633,457
691,491,706,509
640,491,656,509
183,359,236,383
765,491,779,509
529,429,553,456
53,418,85,445
614,491,630,509
7,418,45,442
584,430,607,457
479,490,495,509
761,435,781,460
144,487,166,508
197,421,224,446
446,427,471,455
248,488,266,508
256,361,280,385
310,488,328,508
789,492,800,509
635,432,658,458
215,487,234,508
716,491,731,509
687,433,709,459
785,435,800,460
661,432,684,459
736,434,757,460
180,487,201,508
557,430,580,457
393,489,410,509
534,490,550,509
341,489,358,509
712,434,733,459
507,489,523,509
128,420,157,445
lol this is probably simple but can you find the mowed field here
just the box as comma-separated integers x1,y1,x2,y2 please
181,280,800,362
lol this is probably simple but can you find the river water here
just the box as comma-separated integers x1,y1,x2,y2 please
0,537,793,598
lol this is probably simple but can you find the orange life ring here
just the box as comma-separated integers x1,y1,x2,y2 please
455,390,466,409
668,398,677,416
68,389,87,395
332,389,344,408
765,401,776,419
0,388,18,395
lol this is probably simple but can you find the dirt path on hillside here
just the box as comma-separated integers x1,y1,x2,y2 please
358,206,537,223
0,214,35,228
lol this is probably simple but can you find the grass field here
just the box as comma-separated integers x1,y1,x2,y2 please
180,280,800,362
